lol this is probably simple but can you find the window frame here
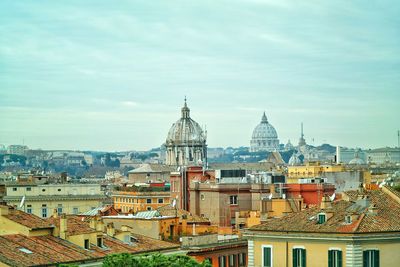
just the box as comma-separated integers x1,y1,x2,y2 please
293,247,306,267
229,195,238,205
262,245,273,267
328,248,342,267
363,249,379,267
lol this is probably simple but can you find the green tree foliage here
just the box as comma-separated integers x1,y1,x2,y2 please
103,253,211,267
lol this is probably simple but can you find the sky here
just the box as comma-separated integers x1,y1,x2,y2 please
0,0,399,151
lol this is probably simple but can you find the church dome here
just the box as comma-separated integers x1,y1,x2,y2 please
349,157,365,165
348,149,365,165
251,113,278,140
166,100,205,145
250,112,280,152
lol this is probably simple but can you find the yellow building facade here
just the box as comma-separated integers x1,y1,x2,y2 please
287,162,346,182
112,189,170,213
244,188,400,267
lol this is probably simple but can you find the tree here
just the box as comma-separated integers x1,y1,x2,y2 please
103,253,211,267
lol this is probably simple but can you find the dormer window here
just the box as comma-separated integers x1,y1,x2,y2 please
345,215,352,224
318,213,326,224
97,237,103,248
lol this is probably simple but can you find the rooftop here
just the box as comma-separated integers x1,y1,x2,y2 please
3,207,54,230
248,189,400,234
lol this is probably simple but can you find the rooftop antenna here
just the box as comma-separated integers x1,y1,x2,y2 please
398,130,400,148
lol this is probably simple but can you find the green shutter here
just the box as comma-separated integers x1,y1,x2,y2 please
373,250,379,267
338,251,343,267
328,250,333,267
293,249,298,267
363,251,368,267
301,249,306,267
263,247,271,267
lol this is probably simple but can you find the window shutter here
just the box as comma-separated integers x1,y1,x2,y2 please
328,250,333,267
293,249,298,267
338,251,343,267
263,247,271,267
374,250,379,267
301,249,306,267
363,251,368,267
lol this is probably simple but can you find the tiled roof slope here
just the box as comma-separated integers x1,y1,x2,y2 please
0,234,100,267
47,215,98,235
4,209,54,229
0,233,178,266
250,189,400,233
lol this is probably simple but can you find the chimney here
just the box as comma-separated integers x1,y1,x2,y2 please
0,205,9,216
89,216,98,229
52,208,58,218
320,195,332,210
60,214,67,239
368,204,378,216
96,218,104,232
106,223,115,237
356,195,370,209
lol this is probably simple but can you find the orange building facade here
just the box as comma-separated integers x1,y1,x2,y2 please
112,189,170,213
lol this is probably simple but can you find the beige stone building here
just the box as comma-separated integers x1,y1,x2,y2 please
3,182,106,218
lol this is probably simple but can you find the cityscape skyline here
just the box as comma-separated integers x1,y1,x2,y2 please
1,1,399,151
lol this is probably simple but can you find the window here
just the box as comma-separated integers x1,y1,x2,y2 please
13,187,17,191
229,195,238,205
158,198,164,204
57,188,61,192
229,254,237,267
218,255,226,267
328,250,342,267
27,205,32,214
293,248,306,267
41,207,47,218
26,187,31,191
147,207,152,211
42,189,46,192
84,239,90,249
97,237,103,248
201,194,205,201
318,213,326,224
238,253,246,267
363,250,379,267
263,246,272,267
57,204,63,215
73,207,79,214
345,215,352,224
146,198,152,204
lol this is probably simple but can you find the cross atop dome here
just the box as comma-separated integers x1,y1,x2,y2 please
181,96,190,119
261,111,268,123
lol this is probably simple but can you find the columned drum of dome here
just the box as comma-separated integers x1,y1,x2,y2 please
250,112,279,152
165,99,207,166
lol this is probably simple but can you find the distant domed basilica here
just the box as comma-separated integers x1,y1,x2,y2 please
165,99,207,166
250,112,280,152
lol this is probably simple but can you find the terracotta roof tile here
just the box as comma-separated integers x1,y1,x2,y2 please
47,215,98,235
4,209,54,229
249,189,400,234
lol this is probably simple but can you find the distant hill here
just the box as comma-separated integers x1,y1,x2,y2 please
317,144,336,153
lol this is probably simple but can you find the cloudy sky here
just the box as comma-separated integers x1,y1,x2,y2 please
0,0,399,151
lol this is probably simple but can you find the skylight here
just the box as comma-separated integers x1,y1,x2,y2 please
19,248,33,254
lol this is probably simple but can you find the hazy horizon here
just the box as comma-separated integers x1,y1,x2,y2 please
1,1,399,151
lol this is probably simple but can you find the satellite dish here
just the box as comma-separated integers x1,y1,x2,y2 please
329,193,336,202
268,193,273,200
172,199,177,208
19,195,25,209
